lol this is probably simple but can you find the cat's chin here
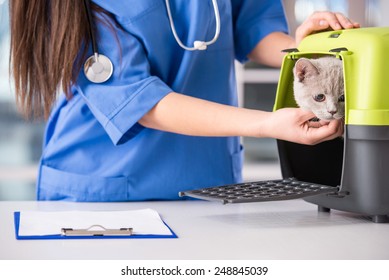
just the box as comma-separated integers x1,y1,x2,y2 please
329,116,345,121
315,115,344,121
315,115,334,121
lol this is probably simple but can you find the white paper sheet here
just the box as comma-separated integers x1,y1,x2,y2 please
18,208,173,236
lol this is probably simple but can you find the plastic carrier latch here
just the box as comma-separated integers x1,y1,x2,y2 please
281,48,299,53
329,47,348,52
179,179,339,204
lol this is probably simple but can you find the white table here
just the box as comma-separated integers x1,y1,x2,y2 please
1,199,388,260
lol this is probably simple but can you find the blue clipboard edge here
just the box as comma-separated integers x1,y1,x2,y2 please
14,211,178,240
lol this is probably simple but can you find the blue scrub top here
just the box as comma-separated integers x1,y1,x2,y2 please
37,0,288,201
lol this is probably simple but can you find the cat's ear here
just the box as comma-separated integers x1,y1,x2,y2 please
294,58,319,83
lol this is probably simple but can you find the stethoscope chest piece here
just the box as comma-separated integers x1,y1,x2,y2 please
84,53,113,83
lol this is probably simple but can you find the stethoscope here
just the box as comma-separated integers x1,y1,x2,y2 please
83,0,221,84
165,0,220,51
83,0,113,84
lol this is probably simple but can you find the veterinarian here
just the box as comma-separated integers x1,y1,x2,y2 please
9,0,359,201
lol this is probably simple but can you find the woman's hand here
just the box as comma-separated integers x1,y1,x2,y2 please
295,11,360,46
260,108,344,145
249,11,360,67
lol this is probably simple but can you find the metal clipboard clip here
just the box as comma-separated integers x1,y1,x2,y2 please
61,225,133,236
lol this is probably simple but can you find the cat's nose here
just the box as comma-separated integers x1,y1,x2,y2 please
328,110,338,115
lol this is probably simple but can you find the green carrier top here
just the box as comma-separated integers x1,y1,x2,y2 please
274,27,389,126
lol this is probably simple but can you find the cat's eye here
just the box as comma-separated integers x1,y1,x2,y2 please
338,95,345,102
313,94,326,102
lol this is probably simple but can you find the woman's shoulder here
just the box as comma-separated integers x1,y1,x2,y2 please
92,0,165,26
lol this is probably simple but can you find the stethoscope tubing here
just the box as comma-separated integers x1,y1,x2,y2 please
165,0,220,51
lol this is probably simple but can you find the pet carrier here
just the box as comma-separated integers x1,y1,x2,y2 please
180,27,389,223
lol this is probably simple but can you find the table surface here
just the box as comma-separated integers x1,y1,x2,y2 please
1,199,389,260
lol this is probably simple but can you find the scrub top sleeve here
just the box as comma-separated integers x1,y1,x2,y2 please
77,16,173,145
232,0,289,63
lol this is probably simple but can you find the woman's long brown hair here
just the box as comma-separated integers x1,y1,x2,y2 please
9,0,93,119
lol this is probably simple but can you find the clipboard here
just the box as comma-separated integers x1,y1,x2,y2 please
14,211,177,240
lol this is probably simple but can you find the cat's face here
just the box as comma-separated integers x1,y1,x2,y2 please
293,57,344,120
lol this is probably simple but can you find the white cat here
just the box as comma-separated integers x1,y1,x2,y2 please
293,57,344,120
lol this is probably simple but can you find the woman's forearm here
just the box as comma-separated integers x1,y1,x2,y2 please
139,92,269,137
248,32,295,68
139,92,343,145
